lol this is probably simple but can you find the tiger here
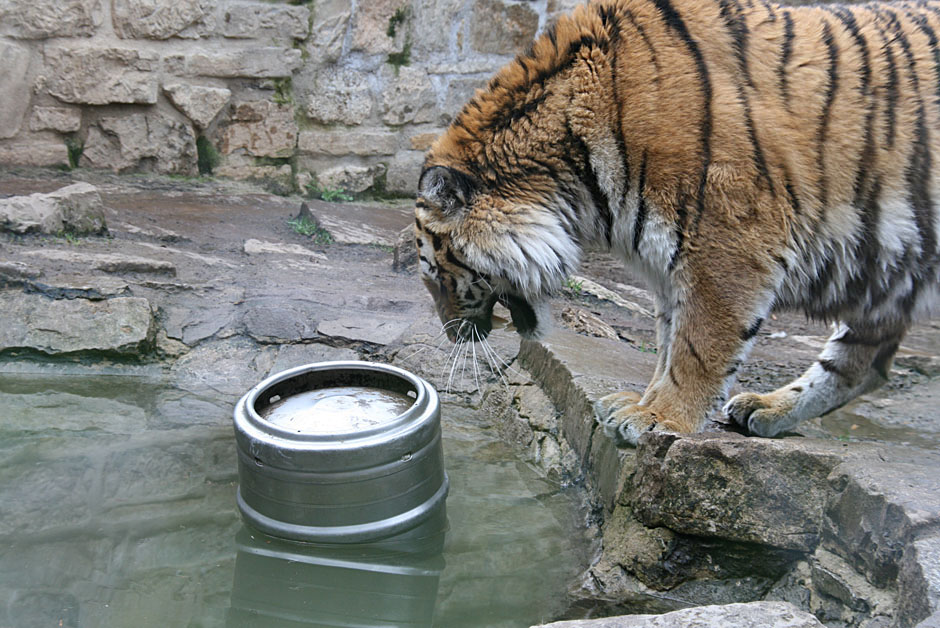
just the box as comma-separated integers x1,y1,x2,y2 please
414,0,940,446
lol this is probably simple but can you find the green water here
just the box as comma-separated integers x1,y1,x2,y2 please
0,375,590,628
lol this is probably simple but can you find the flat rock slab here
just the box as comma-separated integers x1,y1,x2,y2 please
0,292,154,356
318,316,411,346
243,238,327,260
535,601,823,627
0,183,106,235
23,249,176,275
306,198,412,247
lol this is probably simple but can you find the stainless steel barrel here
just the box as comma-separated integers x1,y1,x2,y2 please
233,361,448,543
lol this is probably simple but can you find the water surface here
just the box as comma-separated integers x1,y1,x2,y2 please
0,374,590,627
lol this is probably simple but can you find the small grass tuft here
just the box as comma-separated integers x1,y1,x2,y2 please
287,214,333,245
305,181,353,203
564,277,584,295
65,136,84,170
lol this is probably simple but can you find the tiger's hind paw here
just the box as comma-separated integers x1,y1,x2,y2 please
723,391,798,438
594,391,678,448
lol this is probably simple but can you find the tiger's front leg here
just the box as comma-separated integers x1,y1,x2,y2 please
595,259,773,447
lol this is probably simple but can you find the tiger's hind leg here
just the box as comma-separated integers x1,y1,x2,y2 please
724,321,906,437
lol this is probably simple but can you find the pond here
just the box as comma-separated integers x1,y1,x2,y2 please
0,373,591,628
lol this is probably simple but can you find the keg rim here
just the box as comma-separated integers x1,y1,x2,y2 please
239,360,431,443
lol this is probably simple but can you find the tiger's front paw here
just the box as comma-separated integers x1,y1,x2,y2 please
723,391,798,437
594,391,678,447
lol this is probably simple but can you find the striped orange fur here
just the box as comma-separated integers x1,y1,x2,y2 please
415,0,940,444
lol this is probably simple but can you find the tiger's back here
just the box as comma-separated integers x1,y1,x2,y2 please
415,0,940,444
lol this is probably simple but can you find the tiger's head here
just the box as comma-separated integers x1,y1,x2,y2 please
413,6,616,343
413,7,615,343
414,163,571,343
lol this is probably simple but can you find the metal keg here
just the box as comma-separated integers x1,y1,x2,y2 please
233,361,448,543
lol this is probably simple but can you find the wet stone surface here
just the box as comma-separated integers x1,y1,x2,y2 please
1,169,939,628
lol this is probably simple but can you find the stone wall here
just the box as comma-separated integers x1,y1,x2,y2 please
0,0,578,196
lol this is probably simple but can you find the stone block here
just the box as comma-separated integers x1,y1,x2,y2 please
823,458,940,588
469,0,539,55
350,0,410,55
112,0,215,39
214,155,293,183
535,601,824,627
443,76,488,121
241,298,319,343
0,182,105,235
298,129,399,157
381,66,438,125
518,329,656,464
28,106,82,133
304,68,373,125
82,112,197,174
163,83,231,129
220,101,297,158
168,47,303,78
631,432,849,552
385,149,424,195
900,536,940,627
0,137,70,167
316,163,385,194
306,0,351,63
409,131,441,151
0,293,155,356
222,3,310,40
171,337,277,397
515,384,558,431
269,344,359,376
44,46,159,105
410,0,464,56
0,0,102,38
0,42,31,139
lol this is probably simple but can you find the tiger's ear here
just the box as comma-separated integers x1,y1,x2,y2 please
418,166,477,215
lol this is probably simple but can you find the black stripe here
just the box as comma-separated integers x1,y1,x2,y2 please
565,125,613,243
650,0,712,252
445,247,477,275
823,6,875,209
718,0,754,87
784,172,802,217
669,365,681,388
758,0,777,22
485,91,549,132
873,12,899,149
872,341,900,380
835,328,891,347
886,9,937,269
606,8,633,200
685,335,706,368
818,358,847,378
633,152,649,252
905,8,940,112
778,11,794,109
816,20,839,211
623,8,663,80
741,317,764,341
717,0,775,197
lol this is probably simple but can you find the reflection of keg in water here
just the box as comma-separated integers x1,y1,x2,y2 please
227,515,446,628
233,361,448,543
